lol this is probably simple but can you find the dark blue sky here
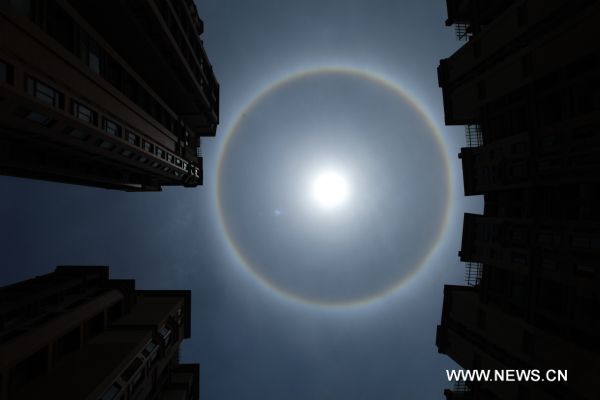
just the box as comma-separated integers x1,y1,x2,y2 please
0,0,484,398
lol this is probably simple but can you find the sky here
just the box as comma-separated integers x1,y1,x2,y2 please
0,0,484,398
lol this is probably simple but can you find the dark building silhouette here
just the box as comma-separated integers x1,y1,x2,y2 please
437,1,600,399
0,266,198,400
0,0,219,191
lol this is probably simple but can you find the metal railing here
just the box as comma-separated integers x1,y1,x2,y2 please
465,262,482,286
195,136,202,158
455,23,471,41
465,124,483,148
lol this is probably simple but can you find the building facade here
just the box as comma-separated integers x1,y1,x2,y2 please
0,0,219,191
437,0,600,399
0,266,198,400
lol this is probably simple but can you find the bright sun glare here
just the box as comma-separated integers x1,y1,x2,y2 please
311,170,350,210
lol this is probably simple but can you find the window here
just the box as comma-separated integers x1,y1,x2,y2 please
100,383,122,400
13,347,48,386
511,252,527,265
46,1,75,51
56,327,81,357
159,325,172,346
129,366,144,395
102,118,122,138
142,339,159,364
477,80,486,100
156,147,165,159
175,158,182,167
166,153,174,163
477,310,486,329
142,141,154,153
0,60,14,84
87,312,105,339
88,40,100,74
26,77,64,108
120,357,143,382
575,264,595,275
72,100,97,125
127,131,140,146
107,301,123,324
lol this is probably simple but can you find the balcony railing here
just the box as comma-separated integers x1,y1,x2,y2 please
455,23,471,41
195,136,202,158
465,124,483,148
464,262,482,286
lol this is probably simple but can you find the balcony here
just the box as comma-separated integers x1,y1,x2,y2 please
465,124,483,148
464,262,482,286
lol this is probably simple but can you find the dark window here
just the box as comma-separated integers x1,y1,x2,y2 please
100,383,122,400
142,340,159,364
72,100,97,125
0,60,14,84
129,365,145,395
575,263,595,275
102,118,122,138
86,312,104,339
477,310,486,329
104,56,122,88
521,54,532,78
142,141,154,153
88,40,101,74
10,0,43,23
175,158,182,167
13,347,48,387
46,1,75,51
156,147,165,159
56,327,81,359
166,153,173,163
107,301,123,324
121,357,143,382
77,31,102,74
517,4,528,27
127,131,140,146
159,325,172,346
473,41,481,58
477,80,486,100
26,77,64,109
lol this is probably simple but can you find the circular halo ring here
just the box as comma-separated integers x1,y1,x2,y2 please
215,66,452,309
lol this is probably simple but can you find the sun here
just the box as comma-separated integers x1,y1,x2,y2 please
311,170,350,210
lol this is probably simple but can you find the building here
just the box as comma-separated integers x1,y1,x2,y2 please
0,0,219,191
0,266,198,400
436,0,600,399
